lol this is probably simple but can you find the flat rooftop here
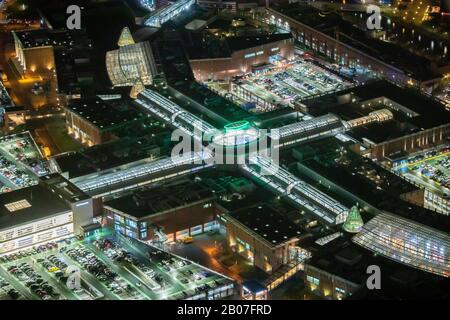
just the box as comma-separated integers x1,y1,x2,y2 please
54,47,95,95
226,33,292,53
52,135,164,179
304,80,450,144
0,184,70,231
186,32,293,60
66,98,145,130
104,179,215,219
227,204,302,246
14,28,92,49
40,173,90,203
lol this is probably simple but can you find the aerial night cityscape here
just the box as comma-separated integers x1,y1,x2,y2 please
0,0,449,308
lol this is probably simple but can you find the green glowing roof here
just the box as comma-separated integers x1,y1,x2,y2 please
224,120,250,132
342,205,364,233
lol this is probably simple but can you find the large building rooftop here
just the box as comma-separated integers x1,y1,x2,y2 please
52,135,165,180
0,184,70,231
225,33,292,53
304,80,450,144
14,28,92,49
104,179,215,219
66,98,146,131
271,4,446,81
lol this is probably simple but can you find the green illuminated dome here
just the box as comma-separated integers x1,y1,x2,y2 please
213,121,259,147
224,120,251,132
343,205,364,233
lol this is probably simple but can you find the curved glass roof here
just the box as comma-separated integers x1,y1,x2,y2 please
353,212,450,278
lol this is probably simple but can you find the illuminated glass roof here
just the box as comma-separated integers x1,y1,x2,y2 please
242,155,348,225
212,124,259,147
352,212,450,278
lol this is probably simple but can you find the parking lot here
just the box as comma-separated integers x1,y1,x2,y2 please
0,232,235,300
0,132,45,194
0,274,24,300
231,57,352,112
436,84,450,110
394,145,450,194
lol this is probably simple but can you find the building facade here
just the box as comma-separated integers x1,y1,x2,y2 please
219,207,300,274
64,106,115,147
0,174,93,255
103,181,218,243
303,264,360,300
266,7,442,90
190,36,295,81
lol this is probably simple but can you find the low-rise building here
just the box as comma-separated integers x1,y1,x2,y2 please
219,204,302,274
103,179,218,243
0,173,93,255
303,81,450,161
189,33,295,81
64,97,147,146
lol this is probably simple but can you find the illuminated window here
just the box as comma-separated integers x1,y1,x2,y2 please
4,199,31,212
306,275,320,285
126,219,138,229
336,287,346,294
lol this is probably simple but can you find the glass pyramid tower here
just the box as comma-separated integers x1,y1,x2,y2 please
343,205,364,233
117,27,135,47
